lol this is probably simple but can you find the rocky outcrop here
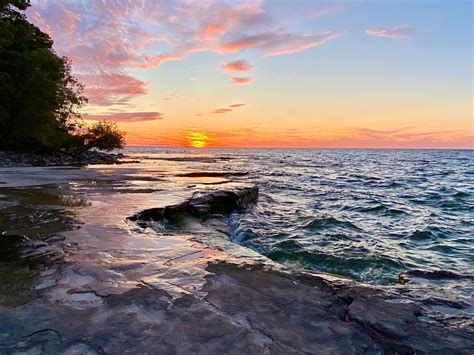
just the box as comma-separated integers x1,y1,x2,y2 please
0,150,127,167
128,186,259,224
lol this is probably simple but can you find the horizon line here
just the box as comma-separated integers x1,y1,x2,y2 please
124,145,474,150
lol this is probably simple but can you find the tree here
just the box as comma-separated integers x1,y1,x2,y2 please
0,0,87,151
82,121,126,151
0,1,30,11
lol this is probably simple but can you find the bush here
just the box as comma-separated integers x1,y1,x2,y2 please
81,121,126,152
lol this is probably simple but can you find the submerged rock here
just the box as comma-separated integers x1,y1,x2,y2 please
399,269,474,284
176,171,249,178
129,186,259,224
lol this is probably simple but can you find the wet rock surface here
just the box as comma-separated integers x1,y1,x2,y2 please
129,186,259,225
0,150,128,167
0,262,473,354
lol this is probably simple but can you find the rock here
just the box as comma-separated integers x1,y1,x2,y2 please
129,186,259,224
399,269,474,284
0,150,127,167
0,234,30,262
176,172,249,178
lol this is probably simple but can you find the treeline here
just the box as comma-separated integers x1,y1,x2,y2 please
0,0,124,152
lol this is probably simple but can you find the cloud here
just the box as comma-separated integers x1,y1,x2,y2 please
161,90,186,101
79,72,149,106
196,23,226,42
26,0,343,108
264,32,342,56
307,4,346,19
366,26,414,40
212,108,233,114
231,76,252,85
209,103,247,114
215,31,342,56
85,111,164,122
126,124,472,148
218,59,253,73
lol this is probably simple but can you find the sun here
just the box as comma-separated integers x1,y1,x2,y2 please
186,131,209,148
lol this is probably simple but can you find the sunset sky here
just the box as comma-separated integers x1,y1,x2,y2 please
26,0,473,148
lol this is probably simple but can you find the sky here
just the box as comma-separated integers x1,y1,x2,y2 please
26,0,473,148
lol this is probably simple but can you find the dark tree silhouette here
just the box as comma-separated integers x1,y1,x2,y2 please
82,121,126,152
0,1,125,152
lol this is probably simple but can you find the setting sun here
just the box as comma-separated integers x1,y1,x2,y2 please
186,131,209,148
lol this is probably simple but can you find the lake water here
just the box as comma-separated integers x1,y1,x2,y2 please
127,147,474,284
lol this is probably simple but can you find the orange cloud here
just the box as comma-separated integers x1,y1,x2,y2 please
125,126,474,149
212,108,233,114
366,26,414,40
201,103,247,115
85,112,163,122
218,59,253,73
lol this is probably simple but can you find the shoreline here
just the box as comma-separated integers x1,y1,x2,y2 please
0,155,472,353
0,150,133,168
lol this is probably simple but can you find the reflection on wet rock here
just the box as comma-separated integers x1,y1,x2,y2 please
129,186,259,225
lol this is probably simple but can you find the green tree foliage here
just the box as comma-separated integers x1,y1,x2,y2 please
0,1,125,152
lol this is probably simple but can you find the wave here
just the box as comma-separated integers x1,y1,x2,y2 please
302,216,362,232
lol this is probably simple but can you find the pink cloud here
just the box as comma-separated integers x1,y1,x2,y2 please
229,103,247,108
366,26,414,40
85,111,164,122
25,0,342,107
219,59,253,73
265,32,343,56
79,72,149,106
196,23,226,42
215,31,342,56
231,76,252,85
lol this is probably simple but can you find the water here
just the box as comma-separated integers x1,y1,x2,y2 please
126,147,474,284
0,148,472,290
1,147,473,353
